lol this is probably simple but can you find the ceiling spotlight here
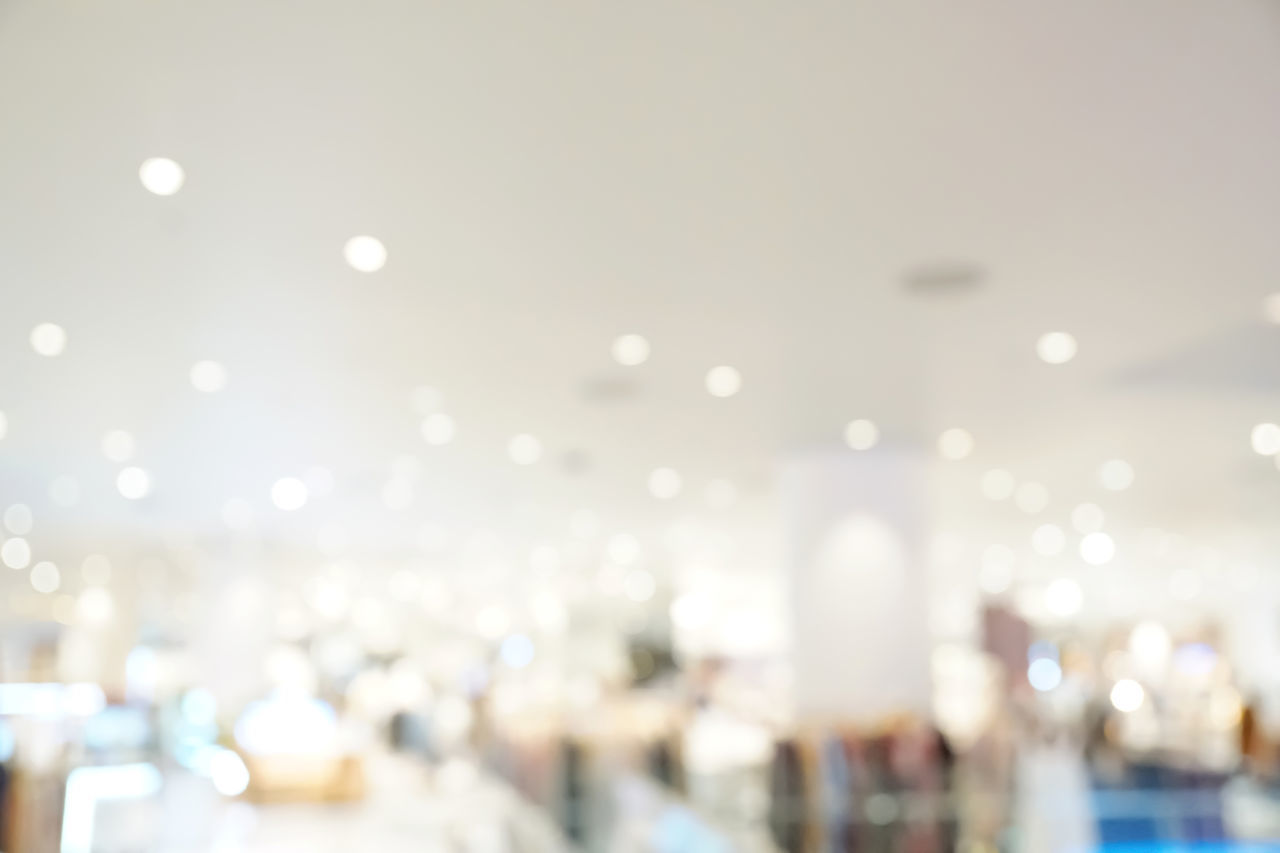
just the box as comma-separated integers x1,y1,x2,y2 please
1036,332,1077,365
343,235,387,273
938,428,974,460
30,323,67,357
508,434,542,465
190,360,229,393
647,467,682,500
270,477,309,511
420,413,456,446
844,419,879,451
705,366,742,398
1098,459,1134,491
138,157,185,196
611,334,650,366
116,467,152,500
1251,423,1280,456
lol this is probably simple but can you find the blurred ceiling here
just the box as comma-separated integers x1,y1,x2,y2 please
1,0,1280,562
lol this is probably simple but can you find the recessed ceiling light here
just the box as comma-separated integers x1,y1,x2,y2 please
647,467,682,500
611,334,650,366
508,434,542,465
420,413,456,446
30,323,67,357
938,428,974,460
116,467,152,500
1098,459,1134,491
1080,531,1116,565
844,419,879,451
1251,423,1280,456
271,477,308,511
138,157,185,196
705,366,742,398
343,235,387,272
189,360,228,393
1014,482,1050,514
1036,332,1077,365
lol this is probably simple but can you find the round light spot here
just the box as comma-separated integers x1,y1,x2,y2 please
1263,293,1280,325
30,323,66,357
270,477,308,511
101,430,136,462
938,428,974,460
189,360,228,393
1031,524,1066,557
420,413,456,446
1110,679,1145,713
647,467,682,500
138,157,185,196
30,561,60,594
1045,577,1083,618
1080,531,1116,566
1098,459,1134,491
49,476,79,507
499,634,535,669
1,538,31,570
611,334,651,366
704,478,737,510
210,748,251,797
507,434,542,465
1071,502,1105,533
1013,481,1050,514
4,504,33,535
979,545,1016,594
343,235,387,272
844,419,879,451
623,570,656,602
1036,332,1077,365
116,467,151,500
705,366,742,398
81,554,111,586
980,469,1015,501
1252,423,1280,456
78,588,115,624
0,410,7,440
1027,658,1063,692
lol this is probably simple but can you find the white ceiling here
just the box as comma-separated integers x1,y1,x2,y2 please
2,0,1280,572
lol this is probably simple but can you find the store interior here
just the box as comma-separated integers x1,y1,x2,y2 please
4,1,1280,851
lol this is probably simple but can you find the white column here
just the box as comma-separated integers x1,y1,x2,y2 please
780,447,932,722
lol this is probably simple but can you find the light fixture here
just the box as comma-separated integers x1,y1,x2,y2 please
1036,332,1077,365
1027,658,1063,692
420,413,456,446
1079,531,1116,566
343,235,387,272
30,323,67,357
138,157,185,195
189,360,228,393
1045,577,1083,618
647,467,682,499
1251,423,1280,456
1110,679,1145,713
271,478,308,511
29,561,60,594
611,334,650,366
938,428,974,460
116,467,151,500
705,366,742,398
507,434,542,465
844,419,879,451
1098,459,1134,491
1,538,31,570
